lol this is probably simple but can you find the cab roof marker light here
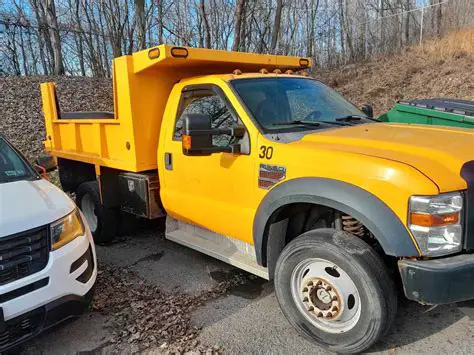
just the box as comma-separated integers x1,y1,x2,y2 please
299,58,310,67
233,69,242,75
273,69,282,74
148,48,160,59
259,68,269,74
285,69,294,75
171,47,189,58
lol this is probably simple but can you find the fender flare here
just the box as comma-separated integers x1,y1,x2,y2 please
253,177,419,268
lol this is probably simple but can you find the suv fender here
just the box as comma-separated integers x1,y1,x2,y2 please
253,178,420,273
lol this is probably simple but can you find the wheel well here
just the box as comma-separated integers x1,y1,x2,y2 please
264,202,390,278
58,158,96,193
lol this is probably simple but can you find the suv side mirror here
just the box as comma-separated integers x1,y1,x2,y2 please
182,114,245,156
35,155,57,173
361,104,374,118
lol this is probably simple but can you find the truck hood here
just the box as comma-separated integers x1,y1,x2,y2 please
301,123,474,192
0,178,75,237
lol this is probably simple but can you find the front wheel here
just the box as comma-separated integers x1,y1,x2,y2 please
274,228,397,354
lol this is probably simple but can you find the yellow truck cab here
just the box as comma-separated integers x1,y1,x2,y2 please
41,45,474,353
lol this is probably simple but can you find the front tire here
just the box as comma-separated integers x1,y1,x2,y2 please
274,228,397,354
76,181,118,244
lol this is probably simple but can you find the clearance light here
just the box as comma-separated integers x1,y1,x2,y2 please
273,69,282,74
299,58,310,67
171,47,188,58
148,48,160,59
182,134,192,149
259,68,269,74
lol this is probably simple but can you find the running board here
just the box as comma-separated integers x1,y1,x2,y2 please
165,219,269,280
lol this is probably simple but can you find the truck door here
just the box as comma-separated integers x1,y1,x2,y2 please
160,84,257,245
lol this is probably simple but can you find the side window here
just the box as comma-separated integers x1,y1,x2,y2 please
174,90,238,147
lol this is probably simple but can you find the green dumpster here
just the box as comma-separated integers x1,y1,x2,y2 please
379,98,474,128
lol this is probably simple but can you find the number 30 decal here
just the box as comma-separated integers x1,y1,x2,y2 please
259,145,273,160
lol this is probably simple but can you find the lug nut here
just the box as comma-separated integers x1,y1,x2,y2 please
332,295,338,301
317,312,323,318
326,312,333,319
326,285,332,291
316,280,322,286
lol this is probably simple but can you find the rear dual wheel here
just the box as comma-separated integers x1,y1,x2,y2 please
275,228,397,354
76,181,118,244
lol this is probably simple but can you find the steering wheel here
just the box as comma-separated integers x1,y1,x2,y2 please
304,110,322,121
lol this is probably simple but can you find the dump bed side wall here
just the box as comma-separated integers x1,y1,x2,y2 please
41,57,172,172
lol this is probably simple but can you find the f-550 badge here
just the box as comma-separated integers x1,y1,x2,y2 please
258,164,286,189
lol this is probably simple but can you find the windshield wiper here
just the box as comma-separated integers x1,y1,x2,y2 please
335,114,379,122
271,120,320,127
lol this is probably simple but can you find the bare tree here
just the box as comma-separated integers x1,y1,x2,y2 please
232,0,246,51
270,0,283,52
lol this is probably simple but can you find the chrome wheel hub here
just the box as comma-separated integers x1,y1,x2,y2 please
290,258,361,333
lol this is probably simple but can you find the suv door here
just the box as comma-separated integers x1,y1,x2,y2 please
161,84,257,244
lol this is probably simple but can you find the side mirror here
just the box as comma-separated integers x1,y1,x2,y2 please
361,104,374,118
182,114,245,156
35,155,57,173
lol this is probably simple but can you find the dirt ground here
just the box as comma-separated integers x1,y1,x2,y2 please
14,222,474,354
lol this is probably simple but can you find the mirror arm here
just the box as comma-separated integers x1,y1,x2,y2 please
185,125,245,138
186,144,241,155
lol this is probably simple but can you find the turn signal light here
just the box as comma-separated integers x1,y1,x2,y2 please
182,134,192,149
171,47,188,58
410,212,459,227
148,48,160,59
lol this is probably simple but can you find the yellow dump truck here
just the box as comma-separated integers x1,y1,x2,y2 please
41,45,474,353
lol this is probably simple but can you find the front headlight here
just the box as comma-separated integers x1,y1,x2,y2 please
50,209,85,250
409,192,463,257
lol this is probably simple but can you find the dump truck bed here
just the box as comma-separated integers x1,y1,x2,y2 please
379,98,474,128
41,45,311,172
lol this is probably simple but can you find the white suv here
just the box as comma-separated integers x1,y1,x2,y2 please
0,134,97,351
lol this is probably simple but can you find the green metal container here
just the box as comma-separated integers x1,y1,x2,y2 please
379,99,474,128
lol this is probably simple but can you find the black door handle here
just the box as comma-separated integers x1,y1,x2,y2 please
165,152,173,170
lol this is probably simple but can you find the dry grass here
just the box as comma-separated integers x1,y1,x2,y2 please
314,27,474,116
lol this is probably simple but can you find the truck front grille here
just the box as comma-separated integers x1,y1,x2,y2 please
0,226,49,285
0,308,44,351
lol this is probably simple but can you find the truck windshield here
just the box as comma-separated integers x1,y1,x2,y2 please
0,137,36,184
231,77,367,131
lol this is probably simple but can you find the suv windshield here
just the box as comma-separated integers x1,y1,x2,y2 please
231,77,368,131
0,136,36,184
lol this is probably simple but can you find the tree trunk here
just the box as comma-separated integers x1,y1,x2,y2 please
135,0,146,49
232,0,246,51
199,0,211,48
45,0,64,74
270,0,283,53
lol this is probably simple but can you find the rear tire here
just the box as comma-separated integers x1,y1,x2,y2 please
274,228,397,354
76,181,118,244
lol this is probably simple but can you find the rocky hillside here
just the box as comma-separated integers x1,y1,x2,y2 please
1,28,473,160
